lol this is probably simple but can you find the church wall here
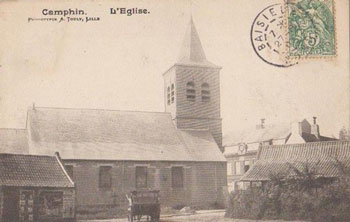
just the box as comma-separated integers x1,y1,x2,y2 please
190,162,227,206
174,65,223,149
163,67,177,118
175,65,221,119
63,160,226,219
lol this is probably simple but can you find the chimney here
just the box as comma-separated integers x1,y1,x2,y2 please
55,151,61,160
256,118,265,129
291,121,302,135
311,116,320,138
261,118,265,128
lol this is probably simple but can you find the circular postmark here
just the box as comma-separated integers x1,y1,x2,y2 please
251,4,294,67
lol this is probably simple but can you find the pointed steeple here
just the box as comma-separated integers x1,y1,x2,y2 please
177,17,218,67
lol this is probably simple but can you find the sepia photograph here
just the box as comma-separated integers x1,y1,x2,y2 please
0,0,349,221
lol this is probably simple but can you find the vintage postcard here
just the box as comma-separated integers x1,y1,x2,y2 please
0,0,349,222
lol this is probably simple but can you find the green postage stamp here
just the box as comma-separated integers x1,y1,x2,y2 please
286,0,336,58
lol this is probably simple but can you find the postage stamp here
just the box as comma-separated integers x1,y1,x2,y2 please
286,0,336,58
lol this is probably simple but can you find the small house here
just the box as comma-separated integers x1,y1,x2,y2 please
0,153,75,222
224,118,336,191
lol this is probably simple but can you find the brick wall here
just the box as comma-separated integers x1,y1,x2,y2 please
63,160,226,219
190,162,227,206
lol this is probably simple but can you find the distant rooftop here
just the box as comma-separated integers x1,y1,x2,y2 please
223,123,291,147
241,141,350,181
223,119,336,147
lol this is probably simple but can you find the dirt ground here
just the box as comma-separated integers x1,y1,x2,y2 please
79,210,307,222
80,211,225,222
161,211,230,222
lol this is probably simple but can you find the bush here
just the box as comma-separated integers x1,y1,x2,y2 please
226,162,350,222
226,187,268,220
172,204,186,210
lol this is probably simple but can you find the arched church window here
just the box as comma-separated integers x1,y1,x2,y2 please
167,86,171,105
201,83,210,102
171,84,175,103
186,81,196,101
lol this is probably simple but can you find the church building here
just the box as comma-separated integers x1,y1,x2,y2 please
21,18,227,219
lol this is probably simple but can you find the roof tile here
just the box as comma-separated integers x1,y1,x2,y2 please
0,153,74,187
28,107,225,162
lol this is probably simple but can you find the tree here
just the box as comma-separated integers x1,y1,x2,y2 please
339,127,350,140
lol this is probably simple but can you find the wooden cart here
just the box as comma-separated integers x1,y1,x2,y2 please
126,190,160,222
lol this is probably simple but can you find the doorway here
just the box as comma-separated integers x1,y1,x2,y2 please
3,188,20,222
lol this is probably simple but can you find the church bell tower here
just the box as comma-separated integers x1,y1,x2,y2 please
163,18,223,151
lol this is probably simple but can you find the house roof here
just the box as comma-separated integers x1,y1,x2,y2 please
241,141,350,181
0,153,74,187
28,107,225,162
176,18,219,68
223,121,336,147
300,132,337,143
0,129,29,154
223,123,291,147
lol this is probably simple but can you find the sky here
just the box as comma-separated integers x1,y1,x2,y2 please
0,0,349,138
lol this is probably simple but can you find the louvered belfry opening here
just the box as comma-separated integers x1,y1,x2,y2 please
186,81,196,101
201,83,210,102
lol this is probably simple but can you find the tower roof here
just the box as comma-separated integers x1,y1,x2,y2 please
177,17,219,68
